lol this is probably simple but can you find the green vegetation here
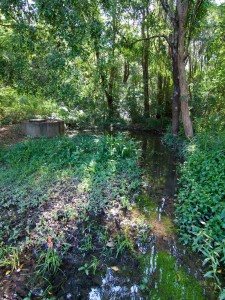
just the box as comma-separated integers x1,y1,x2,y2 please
0,0,223,134
36,248,62,277
176,132,225,296
0,87,56,125
140,251,207,300
0,133,146,295
0,0,224,298
0,245,20,271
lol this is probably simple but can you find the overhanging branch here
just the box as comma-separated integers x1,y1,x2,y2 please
130,35,172,47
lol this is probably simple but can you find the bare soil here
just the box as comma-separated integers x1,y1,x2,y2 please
0,125,25,147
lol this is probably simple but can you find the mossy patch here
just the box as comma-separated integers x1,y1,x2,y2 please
135,194,157,216
139,251,207,300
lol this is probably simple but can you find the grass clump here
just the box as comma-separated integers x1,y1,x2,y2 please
176,131,225,295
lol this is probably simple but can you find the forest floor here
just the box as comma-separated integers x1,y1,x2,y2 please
0,127,214,299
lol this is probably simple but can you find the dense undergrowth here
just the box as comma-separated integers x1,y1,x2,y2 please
175,131,225,298
0,87,57,125
0,133,146,298
0,87,169,131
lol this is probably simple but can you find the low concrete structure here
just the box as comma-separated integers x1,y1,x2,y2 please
21,119,65,138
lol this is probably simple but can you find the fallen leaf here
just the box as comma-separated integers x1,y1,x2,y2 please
177,274,181,281
111,266,119,272
47,236,53,249
106,240,115,248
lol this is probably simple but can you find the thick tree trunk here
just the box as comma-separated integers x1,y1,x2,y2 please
160,0,194,137
177,0,193,137
171,38,180,136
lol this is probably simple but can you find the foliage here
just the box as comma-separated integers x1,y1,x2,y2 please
78,256,99,276
0,133,143,295
0,245,20,271
0,133,141,241
190,4,225,134
176,131,225,293
0,0,176,128
0,87,56,125
36,248,62,277
162,125,189,158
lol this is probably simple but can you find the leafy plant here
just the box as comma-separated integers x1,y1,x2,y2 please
78,256,99,276
115,233,134,258
176,131,225,294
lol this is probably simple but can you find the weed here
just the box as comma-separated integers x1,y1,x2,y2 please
0,245,20,271
79,233,93,253
36,248,62,277
78,256,100,276
115,233,134,258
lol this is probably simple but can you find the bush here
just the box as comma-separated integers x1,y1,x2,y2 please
0,87,56,125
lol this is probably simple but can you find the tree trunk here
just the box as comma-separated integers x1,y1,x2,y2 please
141,10,150,118
159,0,194,137
156,72,163,119
96,50,114,118
177,0,193,137
123,60,130,83
108,66,116,118
171,32,180,136
164,76,172,118
142,42,150,118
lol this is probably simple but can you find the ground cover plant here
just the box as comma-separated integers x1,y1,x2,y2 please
0,133,157,298
176,131,225,298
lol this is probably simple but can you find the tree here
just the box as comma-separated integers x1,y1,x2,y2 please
159,0,209,137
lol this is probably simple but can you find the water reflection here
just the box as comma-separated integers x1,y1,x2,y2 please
88,268,143,300
129,131,179,197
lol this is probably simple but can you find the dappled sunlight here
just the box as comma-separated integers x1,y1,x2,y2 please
0,132,216,299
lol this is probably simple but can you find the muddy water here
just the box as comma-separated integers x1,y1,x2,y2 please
62,131,216,300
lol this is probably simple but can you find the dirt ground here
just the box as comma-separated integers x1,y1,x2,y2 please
0,125,26,147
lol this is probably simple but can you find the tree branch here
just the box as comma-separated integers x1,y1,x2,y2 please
0,22,12,28
159,0,176,25
130,35,172,47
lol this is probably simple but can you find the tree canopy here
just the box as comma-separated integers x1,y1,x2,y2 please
0,0,224,136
